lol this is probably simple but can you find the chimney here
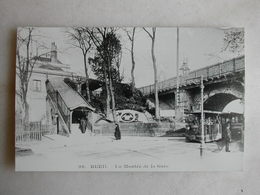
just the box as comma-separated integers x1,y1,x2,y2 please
50,42,58,63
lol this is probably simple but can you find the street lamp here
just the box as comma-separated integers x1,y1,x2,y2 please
200,75,206,157
55,113,59,134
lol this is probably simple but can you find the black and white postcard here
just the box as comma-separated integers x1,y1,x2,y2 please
15,27,244,171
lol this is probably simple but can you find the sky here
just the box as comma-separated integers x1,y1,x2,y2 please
28,27,244,112
32,27,243,87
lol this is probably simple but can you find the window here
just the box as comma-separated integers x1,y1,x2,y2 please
33,80,41,92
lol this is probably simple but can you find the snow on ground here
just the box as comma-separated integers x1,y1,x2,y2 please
16,130,243,171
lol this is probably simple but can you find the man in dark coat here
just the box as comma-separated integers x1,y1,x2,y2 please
224,121,231,152
114,123,121,140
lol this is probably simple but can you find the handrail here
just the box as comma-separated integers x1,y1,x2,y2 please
46,81,71,130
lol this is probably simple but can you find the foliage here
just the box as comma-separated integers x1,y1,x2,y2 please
89,55,122,83
92,83,146,113
88,31,123,83
223,29,244,54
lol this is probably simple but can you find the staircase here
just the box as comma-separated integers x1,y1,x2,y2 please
70,124,92,136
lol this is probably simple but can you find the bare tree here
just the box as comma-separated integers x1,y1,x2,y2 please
16,28,38,128
67,28,92,101
143,27,160,120
124,27,136,91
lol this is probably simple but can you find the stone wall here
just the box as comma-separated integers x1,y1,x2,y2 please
93,122,175,137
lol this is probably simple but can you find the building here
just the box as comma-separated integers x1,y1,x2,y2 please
45,77,96,135
19,42,75,123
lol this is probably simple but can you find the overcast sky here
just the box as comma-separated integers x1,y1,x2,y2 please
32,27,243,88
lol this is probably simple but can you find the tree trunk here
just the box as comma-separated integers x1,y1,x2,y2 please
131,27,136,92
151,28,160,120
103,64,111,117
23,100,30,130
83,54,91,102
107,61,117,123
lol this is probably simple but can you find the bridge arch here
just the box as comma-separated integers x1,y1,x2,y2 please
193,84,244,112
204,93,239,111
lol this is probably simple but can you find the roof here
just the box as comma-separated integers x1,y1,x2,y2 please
47,77,95,111
35,56,63,64
191,110,244,115
220,112,243,116
38,64,64,71
191,110,223,114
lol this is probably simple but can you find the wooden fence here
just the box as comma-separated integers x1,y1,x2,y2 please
16,122,50,142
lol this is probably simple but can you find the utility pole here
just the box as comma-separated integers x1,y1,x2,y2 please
176,27,180,107
175,27,182,122
200,75,205,157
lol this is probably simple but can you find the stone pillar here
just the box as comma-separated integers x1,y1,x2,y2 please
175,89,192,121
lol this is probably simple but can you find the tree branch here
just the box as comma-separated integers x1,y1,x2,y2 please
143,27,153,39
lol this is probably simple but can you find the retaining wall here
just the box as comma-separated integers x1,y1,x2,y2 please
93,122,175,137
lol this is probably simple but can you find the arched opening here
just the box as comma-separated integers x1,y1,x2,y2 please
71,108,89,134
223,99,244,113
72,108,87,124
204,93,239,112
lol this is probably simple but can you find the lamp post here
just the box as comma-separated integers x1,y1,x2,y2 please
200,75,205,157
55,113,59,134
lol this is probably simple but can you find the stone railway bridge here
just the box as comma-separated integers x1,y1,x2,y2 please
138,56,245,114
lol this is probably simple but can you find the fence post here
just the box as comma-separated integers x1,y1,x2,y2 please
40,122,42,141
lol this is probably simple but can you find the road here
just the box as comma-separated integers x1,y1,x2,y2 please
16,132,243,171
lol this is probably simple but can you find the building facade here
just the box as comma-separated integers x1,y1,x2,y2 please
16,42,75,124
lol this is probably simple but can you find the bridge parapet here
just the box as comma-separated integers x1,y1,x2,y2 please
139,56,244,96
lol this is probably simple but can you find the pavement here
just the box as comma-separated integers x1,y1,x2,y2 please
15,130,243,171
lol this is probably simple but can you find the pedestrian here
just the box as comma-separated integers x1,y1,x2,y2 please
114,123,121,140
224,121,231,152
80,116,87,134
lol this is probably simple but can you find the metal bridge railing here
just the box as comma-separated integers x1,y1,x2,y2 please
139,56,244,96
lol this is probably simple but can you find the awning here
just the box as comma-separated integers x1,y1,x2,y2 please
47,77,95,111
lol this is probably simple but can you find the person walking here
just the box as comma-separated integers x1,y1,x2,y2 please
79,116,87,134
224,121,231,152
114,123,121,140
